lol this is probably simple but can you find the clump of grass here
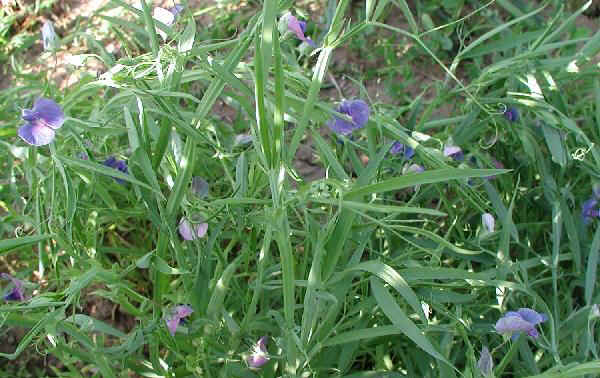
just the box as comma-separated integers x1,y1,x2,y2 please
1,0,600,376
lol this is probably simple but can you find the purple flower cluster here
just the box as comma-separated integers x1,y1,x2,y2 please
495,308,547,340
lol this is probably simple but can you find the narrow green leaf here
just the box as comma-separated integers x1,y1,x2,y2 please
0,235,53,254
392,0,419,34
345,261,426,323
67,314,126,338
370,277,453,369
58,156,163,198
348,168,507,197
585,225,600,305
206,255,242,318
178,17,196,53
323,325,403,347
541,123,567,167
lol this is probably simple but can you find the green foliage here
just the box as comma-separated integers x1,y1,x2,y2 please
1,0,600,377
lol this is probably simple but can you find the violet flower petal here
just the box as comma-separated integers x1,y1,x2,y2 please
328,100,370,135
390,142,415,159
174,305,193,319
32,98,65,129
1,273,25,301
18,122,56,146
103,156,128,183
195,223,208,238
246,336,269,368
178,219,194,241
516,308,547,325
287,15,316,47
165,305,193,336
582,198,598,224
443,145,464,161
390,141,404,155
348,100,369,129
527,328,540,339
166,316,180,335
178,218,208,240
247,355,269,369
169,4,184,16
495,315,535,335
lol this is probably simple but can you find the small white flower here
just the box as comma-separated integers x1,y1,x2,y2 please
41,21,58,51
592,304,600,318
482,213,495,233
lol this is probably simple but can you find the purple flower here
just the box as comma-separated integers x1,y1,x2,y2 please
169,4,184,16
582,187,600,224
443,144,464,161
1,273,26,301
477,346,493,377
495,308,547,340
482,213,495,233
191,177,209,199
246,336,269,369
504,107,519,122
103,156,128,183
328,99,370,135
390,142,414,159
165,305,193,336
178,217,208,240
18,98,65,146
582,198,600,224
287,15,316,47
